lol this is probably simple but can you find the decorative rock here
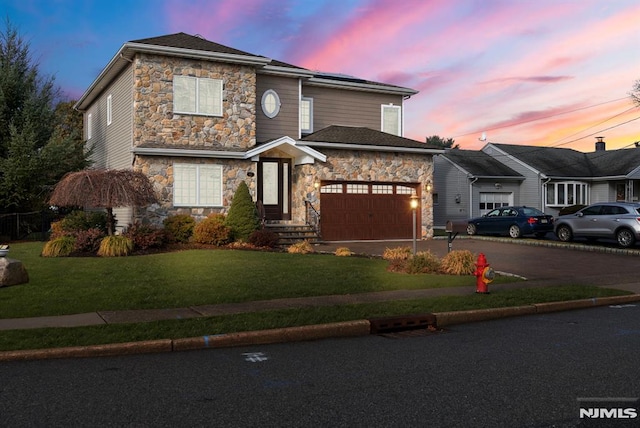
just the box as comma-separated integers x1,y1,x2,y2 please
0,258,29,287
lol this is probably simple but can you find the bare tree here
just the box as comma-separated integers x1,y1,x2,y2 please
632,79,640,107
49,169,158,235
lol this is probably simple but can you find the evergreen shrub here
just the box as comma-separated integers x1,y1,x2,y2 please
225,181,260,241
193,214,231,246
163,214,195,243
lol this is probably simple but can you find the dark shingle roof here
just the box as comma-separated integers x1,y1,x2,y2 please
587,149,640,176
300,126,440,151
130,32,264,58
491,144,594,177
491,143,640,178
441,150,522,178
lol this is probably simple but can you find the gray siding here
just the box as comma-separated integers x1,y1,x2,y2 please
87,67,134,169
256,75,299,141
433,155,471,225
483,146,542,209
301,85,403,133
84,67,135,230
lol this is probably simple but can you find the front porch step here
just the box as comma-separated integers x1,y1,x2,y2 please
264,223,320,245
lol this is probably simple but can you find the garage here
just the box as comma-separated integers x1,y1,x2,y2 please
320,182,420,241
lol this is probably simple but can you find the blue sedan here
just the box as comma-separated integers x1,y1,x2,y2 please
467,206,554,238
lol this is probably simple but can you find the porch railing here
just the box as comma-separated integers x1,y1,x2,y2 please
304,200,320,238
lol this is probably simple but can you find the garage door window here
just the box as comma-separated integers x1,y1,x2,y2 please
372,185,393,194
321,184,343,193
396,185,414,195
347,184,368,194
479,192,512,215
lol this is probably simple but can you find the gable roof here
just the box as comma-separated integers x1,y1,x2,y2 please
76,32,417,111
300,125,443,154
488,143,640,179
440,149,523,179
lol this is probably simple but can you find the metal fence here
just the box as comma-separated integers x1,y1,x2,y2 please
0,211,60,242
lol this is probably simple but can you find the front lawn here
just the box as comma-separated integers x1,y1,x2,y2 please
2,242,497,318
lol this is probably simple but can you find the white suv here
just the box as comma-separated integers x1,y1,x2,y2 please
554,202,640,248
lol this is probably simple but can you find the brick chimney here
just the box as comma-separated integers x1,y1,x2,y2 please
595,136,606,151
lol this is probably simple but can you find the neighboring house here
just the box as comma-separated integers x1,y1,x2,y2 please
433,138,640,226
74,32,442,241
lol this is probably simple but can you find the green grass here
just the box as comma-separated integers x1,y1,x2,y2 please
0,285,628,351
1,242,509,318
0,242,631,352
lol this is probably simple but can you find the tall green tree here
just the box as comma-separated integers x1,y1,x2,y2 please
425,135,459,149
0,20,89,212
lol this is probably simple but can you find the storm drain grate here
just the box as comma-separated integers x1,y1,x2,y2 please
378,325,445,339
368,313,437,334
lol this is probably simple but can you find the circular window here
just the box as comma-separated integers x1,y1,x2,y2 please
261,89,281,118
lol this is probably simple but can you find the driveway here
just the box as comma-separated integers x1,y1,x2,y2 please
315,237,640,289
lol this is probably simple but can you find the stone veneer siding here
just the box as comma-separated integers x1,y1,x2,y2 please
133,54,257,150
292,149,435,239
133,155,257,224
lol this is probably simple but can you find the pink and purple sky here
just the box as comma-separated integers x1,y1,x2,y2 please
5,0,640,152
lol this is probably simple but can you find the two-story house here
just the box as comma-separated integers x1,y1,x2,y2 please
75,33,442,241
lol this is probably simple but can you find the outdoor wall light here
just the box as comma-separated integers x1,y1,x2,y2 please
425,181,433,193
314,178,320,189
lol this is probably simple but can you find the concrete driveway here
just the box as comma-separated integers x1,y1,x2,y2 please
315,237,640,289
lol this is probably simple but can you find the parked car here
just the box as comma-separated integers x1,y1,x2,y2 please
467,206,554,238
554,202,640,248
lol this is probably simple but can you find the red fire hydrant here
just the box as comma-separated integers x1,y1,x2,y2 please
474,253,494,294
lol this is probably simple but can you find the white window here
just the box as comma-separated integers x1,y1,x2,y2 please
261,89,281,118
173,164,223,207
87,113,92,139
300,97,313,134
106,94,112,126
546,181,588,206
173,76,223,116
382,104,401,136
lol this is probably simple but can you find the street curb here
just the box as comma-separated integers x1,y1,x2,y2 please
173,320,371,351
433,294,640,327
1,296,639,362
0,339,172,362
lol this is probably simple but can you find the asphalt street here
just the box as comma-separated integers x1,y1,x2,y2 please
1,304,638,427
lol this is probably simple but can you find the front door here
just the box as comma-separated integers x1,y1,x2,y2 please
258,158,291,221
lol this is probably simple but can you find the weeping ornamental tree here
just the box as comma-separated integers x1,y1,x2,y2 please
49,169,158,235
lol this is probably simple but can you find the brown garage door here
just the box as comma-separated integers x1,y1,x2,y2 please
320,182,420,241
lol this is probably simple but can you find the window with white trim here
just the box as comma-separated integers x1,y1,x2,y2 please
173,76,223,116
106,94,112,126
546,181,588,206
300,97,313,134
261,89,281,118
173,163,223,207
87,113,92,139
382,104,401,136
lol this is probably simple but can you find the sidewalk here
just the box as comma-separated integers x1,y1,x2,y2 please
2,237,640,361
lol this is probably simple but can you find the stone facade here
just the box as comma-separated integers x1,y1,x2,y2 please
292,149,434,238
133,54,257,150
133,155,257,224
